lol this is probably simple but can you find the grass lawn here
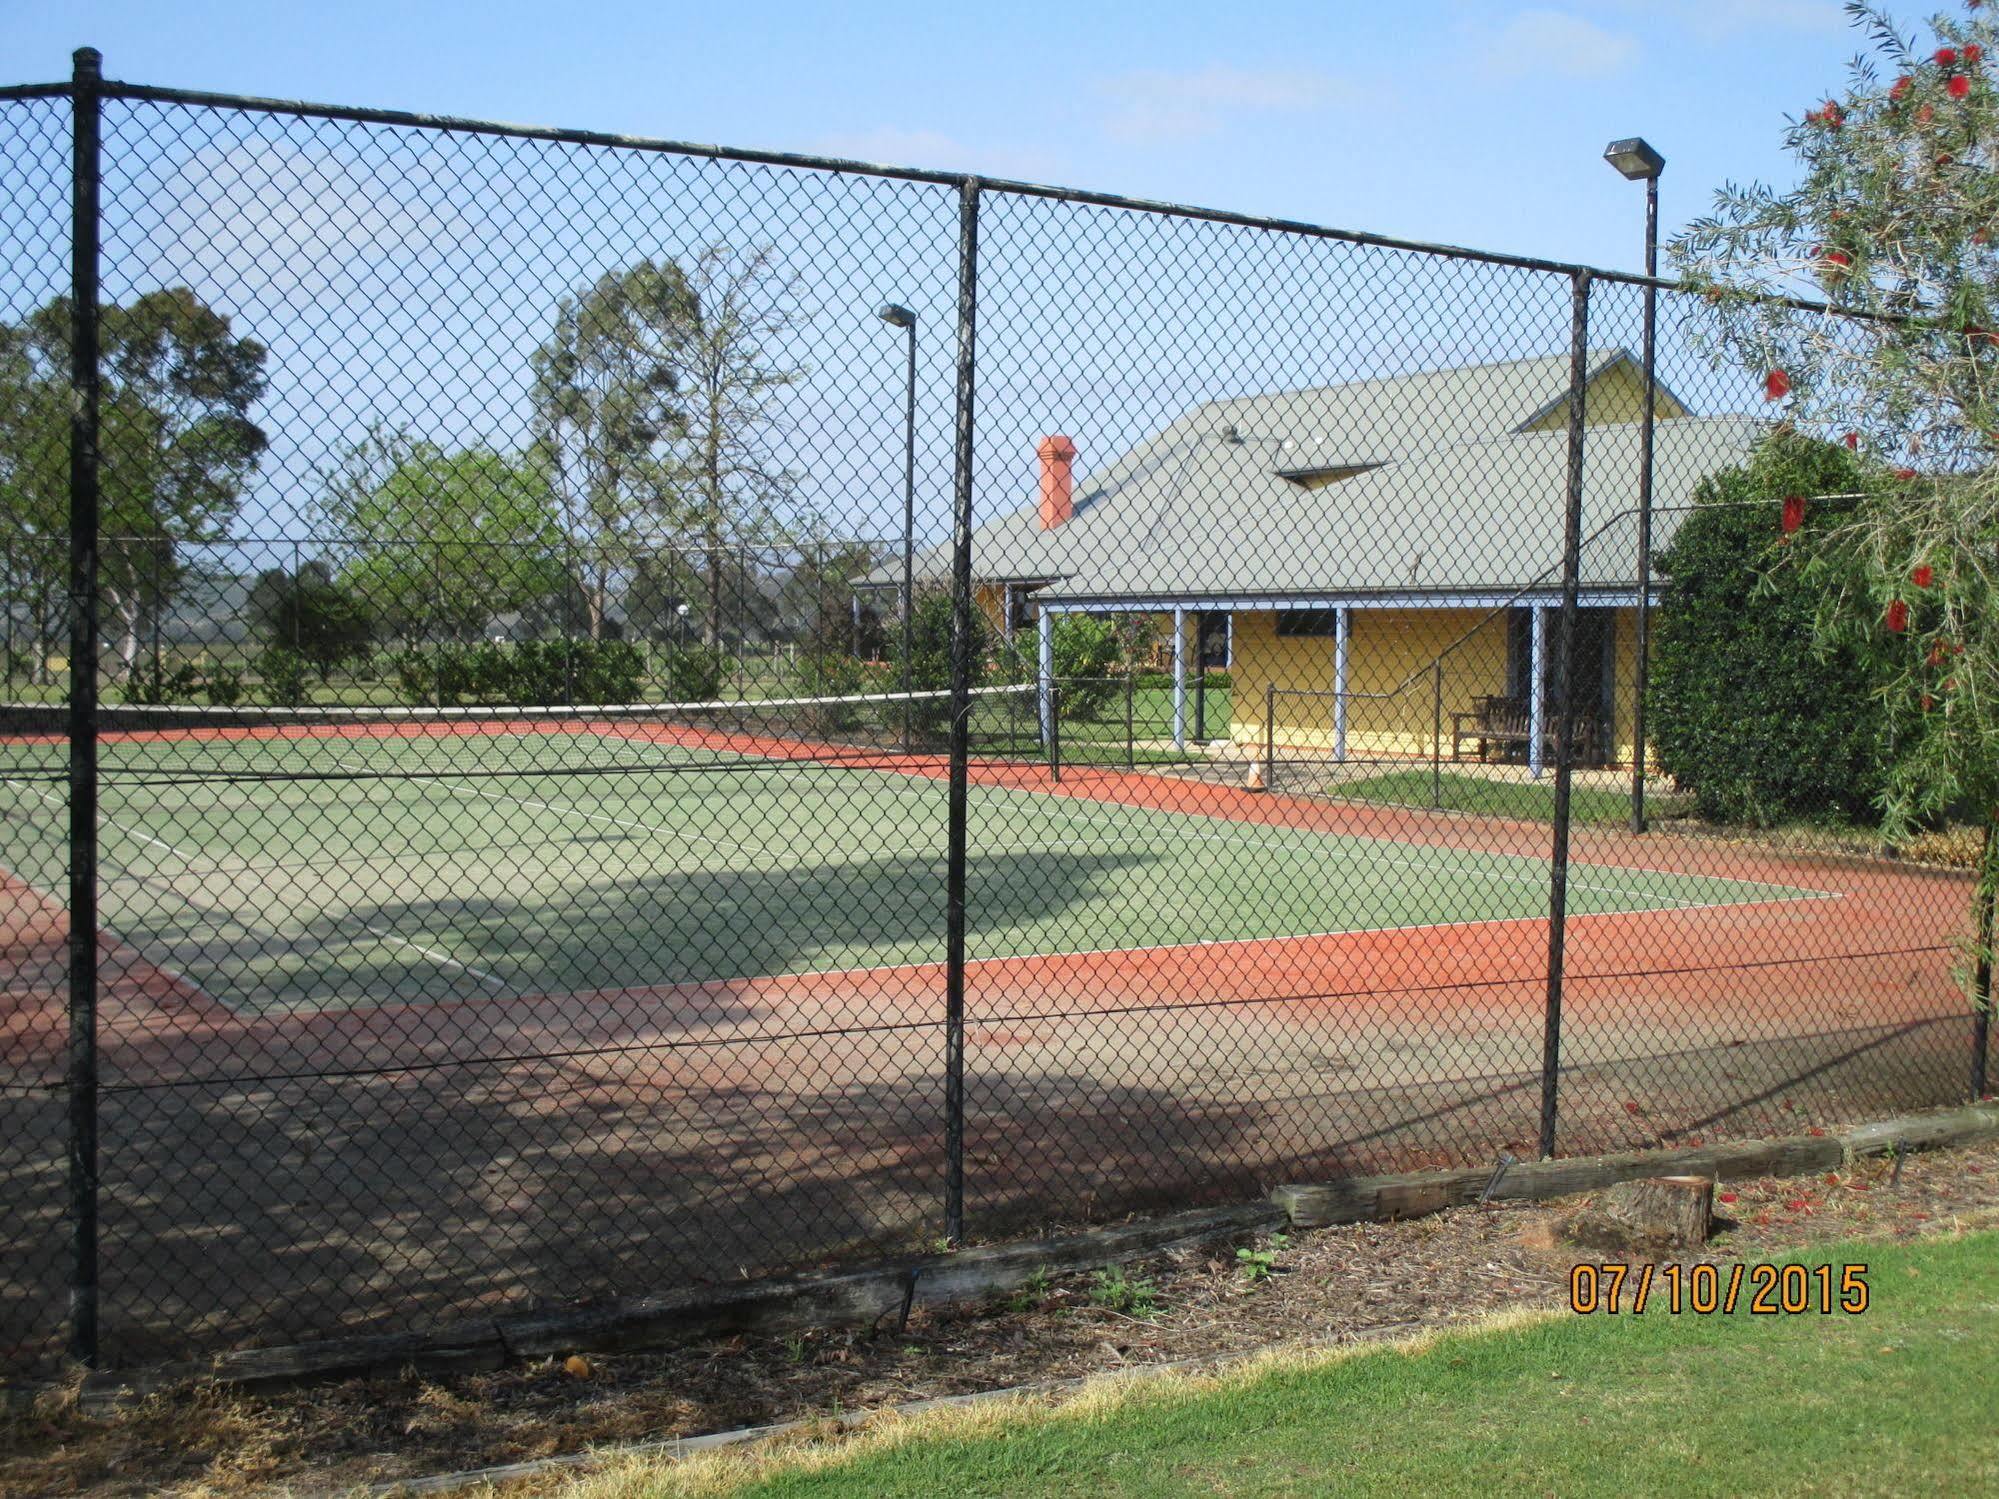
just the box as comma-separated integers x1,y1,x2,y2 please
1054,682,1231,766
617,1230,1999,1498
1332,767,1688,825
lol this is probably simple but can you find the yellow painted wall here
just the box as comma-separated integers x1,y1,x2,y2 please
1230,602,1649,766
1228,606,1510,759
1523,360,1689,432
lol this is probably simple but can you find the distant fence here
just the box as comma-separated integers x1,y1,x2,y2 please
0,49,1985,1380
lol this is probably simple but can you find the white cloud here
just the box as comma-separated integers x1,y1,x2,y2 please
1096,65,1351,144
1479,11,1638,79
134,139,485,302
810,127,1066,183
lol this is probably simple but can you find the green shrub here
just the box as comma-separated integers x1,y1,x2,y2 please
657,643,726,704
389,638,648,707
1048,613,1122,721
894,588,989,738
794,650,881,734
391,646,439,705
203,666,246,707
117,661,199,705
1650,431,1888,826
256,646,311,708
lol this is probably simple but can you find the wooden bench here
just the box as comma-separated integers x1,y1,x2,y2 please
1451,694,1605,765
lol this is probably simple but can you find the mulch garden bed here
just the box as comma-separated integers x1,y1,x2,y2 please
7,1134,1999,1497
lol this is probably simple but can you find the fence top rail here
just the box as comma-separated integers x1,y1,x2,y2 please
0,64,1829,304
1268,688,1411,702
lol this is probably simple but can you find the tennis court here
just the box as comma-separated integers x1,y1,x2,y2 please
0,694,1973,1368
0,704,1822,1020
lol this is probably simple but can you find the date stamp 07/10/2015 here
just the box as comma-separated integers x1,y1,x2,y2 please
1569,1262,1870,1316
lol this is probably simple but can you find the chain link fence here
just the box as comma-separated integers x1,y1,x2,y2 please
1,51,1988,1378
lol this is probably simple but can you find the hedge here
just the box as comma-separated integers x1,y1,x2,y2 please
1649,431,1887,826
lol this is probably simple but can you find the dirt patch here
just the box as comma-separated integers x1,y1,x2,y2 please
7,1134,1999,1498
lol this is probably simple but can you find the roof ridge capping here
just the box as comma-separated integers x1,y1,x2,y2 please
1190,344,1638,421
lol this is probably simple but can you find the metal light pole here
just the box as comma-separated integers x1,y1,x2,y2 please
877,302,918,749
1604,137,1664,835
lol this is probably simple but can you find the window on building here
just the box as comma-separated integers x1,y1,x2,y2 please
1275,609,1339,638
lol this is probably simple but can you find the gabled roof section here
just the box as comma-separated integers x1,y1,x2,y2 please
1036,415,1762,601
863,348,1734,598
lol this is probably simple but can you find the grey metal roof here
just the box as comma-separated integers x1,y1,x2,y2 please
864,348,1756,602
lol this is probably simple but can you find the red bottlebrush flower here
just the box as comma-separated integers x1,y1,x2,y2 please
1955,642,1966,655
1808,1127,1828,1138
1914,563,1935,587
1937,46,1960,66
1969,43,1985,64
1825,247,1852,267
1939,152,1956,166
1929,643,1949,666
1843,430,1860,449
1764,368,1791,401
1717,1191,1739,1205
1891,74,1914,99
1918,102,1937,124
1894,466,1918,480
1623,1100,1642,1114
1784,1197,1810,1211
1950,74,1972,98
1823,101,1845,127
1886,599,1911,633
1781,495,1807,533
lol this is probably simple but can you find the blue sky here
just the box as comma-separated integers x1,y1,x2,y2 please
1,1,1888,543
10,0,1870,273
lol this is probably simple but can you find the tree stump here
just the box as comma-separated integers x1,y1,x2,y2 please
1563,1175,1714,1254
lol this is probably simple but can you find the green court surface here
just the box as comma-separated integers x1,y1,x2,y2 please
0,727,1819,1017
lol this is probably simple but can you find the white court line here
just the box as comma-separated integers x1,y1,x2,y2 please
361,923,507,991
3,776,203,862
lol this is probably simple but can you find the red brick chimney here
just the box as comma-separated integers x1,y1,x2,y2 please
1037,435,1076,530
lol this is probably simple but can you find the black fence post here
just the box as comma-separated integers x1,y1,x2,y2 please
1194,650,1207,744
1124,671,1136,770
430,542,445,709
942,175,980,1247
1629,177,1659,835
65,44,104,1369
1430,660,1444,810
1540,269,1592,1161
561,538,578,706
149,540,163,686
1974,823,1995,1102
1048,683,1062,783
1263,682,1276,790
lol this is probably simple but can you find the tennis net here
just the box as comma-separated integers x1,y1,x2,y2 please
55,683,1049,786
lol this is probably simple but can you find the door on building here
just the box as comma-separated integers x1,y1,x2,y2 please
1504,607,1615,766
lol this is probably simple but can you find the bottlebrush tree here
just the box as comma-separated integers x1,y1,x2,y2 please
1673,2,1999,1036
